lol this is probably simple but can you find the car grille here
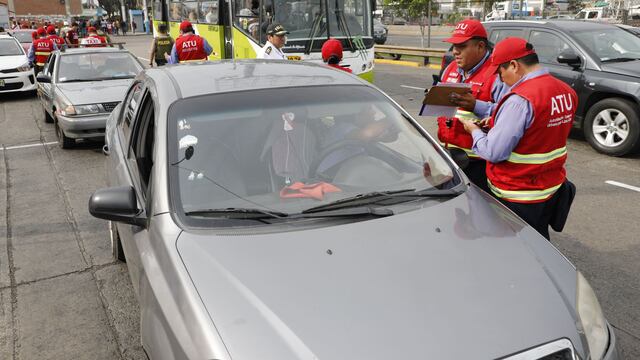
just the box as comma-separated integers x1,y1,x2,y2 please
502,339,577,360
102,102,120,113
0,82,23,90
0,68,19,74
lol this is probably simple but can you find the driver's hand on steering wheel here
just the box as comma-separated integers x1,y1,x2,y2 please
355,120,398,143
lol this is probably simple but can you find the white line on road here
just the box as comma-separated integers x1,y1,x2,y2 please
401,85,425,90
1,141,58,151
605,180,640,193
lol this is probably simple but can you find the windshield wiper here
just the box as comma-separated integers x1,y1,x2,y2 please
304,11,324,55
60,78,105,83
185,207,287,219
302,187,464,214
334,1,355,52
601,57,640,63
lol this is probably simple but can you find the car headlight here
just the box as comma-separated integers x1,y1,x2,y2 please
576,271,609,360
17,63,31,72
61,104,101,116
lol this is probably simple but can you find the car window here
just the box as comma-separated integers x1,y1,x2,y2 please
11,31,33,43
120,83,144,149
168,85,459,226
57,52,142,83
573,27,640,62
528,30,571,65
489,28,525,45
129,93,155,193
587,11,599,19
0,39,23,55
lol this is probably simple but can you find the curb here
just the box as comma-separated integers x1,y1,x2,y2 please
375,59,441,70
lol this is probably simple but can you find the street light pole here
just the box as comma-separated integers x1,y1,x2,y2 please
427,0,431,48
64,0,71,20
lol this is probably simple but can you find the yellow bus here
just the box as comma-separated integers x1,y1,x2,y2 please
151,0,376,81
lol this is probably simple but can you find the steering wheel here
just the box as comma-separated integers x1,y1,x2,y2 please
309,138,378,179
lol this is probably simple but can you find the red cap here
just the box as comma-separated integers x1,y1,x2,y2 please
46,25,56,34
36,27,46,36
87,26,96,33
31,31,38,40
321,38,343,62
180,20,193,32
490,37,536,66
444,20,487,44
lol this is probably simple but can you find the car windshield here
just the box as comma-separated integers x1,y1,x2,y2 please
11,32,34,43
169,85,460,225
573,27,640,61
0,39,23,56
57,52,142,82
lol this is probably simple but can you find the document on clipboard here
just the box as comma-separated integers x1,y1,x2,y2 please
419,82,472,118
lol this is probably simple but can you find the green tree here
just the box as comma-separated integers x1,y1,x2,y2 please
384,0,439,47
567,0,584,12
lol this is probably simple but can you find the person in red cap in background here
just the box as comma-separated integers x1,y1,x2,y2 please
28,27,56,74
65,22,80,47
46,25,65,48
168,21,213,64
432,19,508,193
81,26,108,47
459,37,578,240
321,38,352,73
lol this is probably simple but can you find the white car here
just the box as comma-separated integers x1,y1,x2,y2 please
0,34,36,94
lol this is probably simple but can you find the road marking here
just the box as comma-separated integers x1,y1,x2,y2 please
375,59,420,67
605,180,640,193
401,85,424,90
1,141,58,151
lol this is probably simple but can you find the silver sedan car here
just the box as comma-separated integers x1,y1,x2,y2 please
36,47,143,148
89,61,620,360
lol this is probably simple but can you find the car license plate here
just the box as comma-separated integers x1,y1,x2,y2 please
0,79,4,87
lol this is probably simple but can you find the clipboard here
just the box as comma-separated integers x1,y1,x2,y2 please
423,83,473,106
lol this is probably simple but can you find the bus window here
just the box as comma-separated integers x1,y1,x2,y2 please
273,0,324,39
235,0,260,40
199,0,219,24
170,0,199,22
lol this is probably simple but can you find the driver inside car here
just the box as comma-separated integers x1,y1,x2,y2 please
316,104,399,178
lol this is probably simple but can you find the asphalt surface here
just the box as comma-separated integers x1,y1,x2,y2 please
0,33,638,359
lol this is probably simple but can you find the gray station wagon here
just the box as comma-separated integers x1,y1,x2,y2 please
89,61,619,360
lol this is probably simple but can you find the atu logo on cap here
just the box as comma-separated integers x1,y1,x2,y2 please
453,23,469,35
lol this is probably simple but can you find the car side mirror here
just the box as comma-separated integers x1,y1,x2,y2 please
88,186,147,227
557,50,581,67
36,73,51,83
447,148,469,170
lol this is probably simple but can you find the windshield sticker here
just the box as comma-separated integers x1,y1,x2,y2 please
179,134,198,149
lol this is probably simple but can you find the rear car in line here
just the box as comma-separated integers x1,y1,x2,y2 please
440,20,640,156
36,46,143,148
8,29,36,53
0,34,36,94
89,60,619,360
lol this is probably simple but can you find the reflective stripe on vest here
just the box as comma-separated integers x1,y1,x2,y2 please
454,109,480,122
507,146,567,164
35,52,50,56
487,179,562,202
441,143,480,158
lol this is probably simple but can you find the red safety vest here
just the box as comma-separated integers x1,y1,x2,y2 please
175,34,208,63
328,63,353,73
47,35,65,47
436,58,497,158
486,74,578,203
32,38,54,66
83,35,107,47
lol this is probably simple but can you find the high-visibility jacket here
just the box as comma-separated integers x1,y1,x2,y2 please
486,73,578,203
175,34,208,63
82,35,107,47
437,58,498,158
32,38,54,66
47,35,65,47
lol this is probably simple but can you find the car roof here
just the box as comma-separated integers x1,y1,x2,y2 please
0,35,19,40
150,60,368,99
58,47,131,55
483,20,620,31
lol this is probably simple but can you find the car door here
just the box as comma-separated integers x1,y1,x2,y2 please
110,81,148,295
38,54,56,113
527,29,587,108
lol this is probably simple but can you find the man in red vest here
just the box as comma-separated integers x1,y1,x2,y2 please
65,22,80,47
434,20,508,193
81,26,107,47
321,38,352,73
460,37,578,240
28,27,56,74
46,25,65,48
168,21,213,64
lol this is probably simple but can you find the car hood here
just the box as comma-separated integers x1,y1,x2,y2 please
177,188,585,359
601,60,640,78
0,55,29,70
56,79,132,105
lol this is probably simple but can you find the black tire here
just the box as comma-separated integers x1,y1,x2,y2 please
44,106,54,124
109,221,126,262
390,53,402,60
55,119,75,149
584,98,640,156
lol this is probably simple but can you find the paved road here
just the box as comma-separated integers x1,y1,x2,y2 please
385,34,450,49
0,34,638,359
